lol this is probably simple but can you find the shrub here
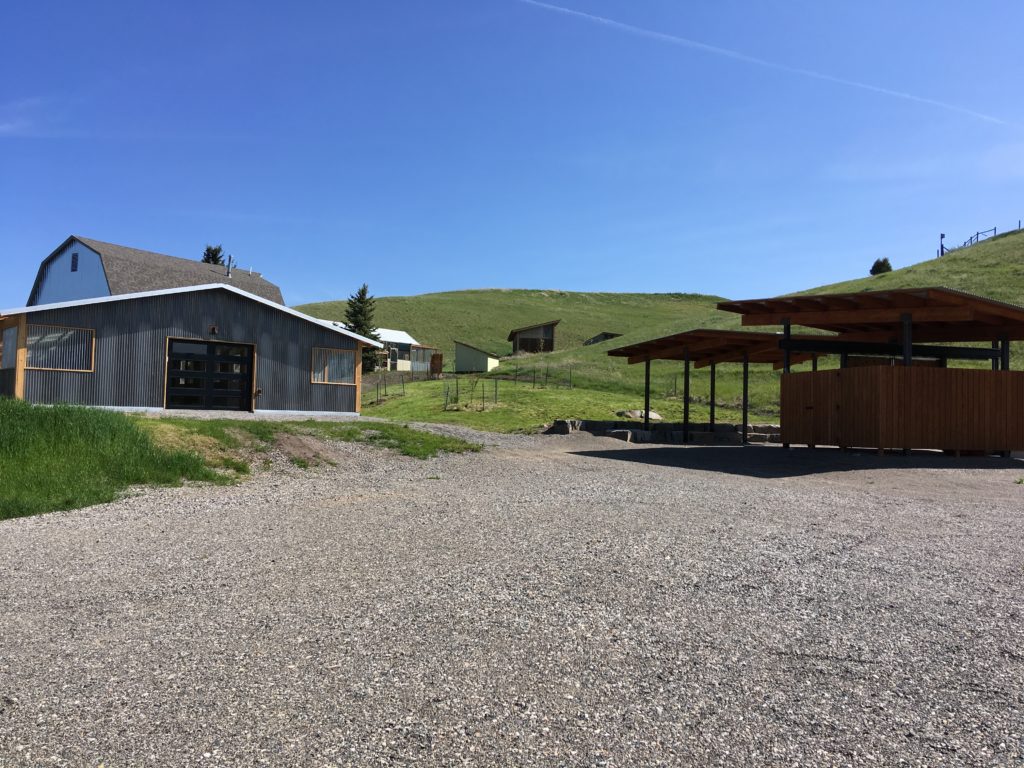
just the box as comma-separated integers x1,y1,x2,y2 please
870,257,893,275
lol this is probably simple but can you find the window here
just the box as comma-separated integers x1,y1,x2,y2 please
0,326,17,370
71,252,79,272
312,347,355,384
25,324,95,372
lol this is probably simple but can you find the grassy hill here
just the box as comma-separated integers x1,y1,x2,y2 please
300,289,733,360
801,229,1024,303
297,229,1024,430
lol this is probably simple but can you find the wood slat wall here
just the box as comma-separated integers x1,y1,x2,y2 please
781,367,1024,451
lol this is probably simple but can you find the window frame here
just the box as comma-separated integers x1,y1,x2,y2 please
311,347,357,386
24,323,96,373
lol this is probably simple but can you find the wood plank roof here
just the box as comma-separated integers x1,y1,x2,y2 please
717,287,1024,342
607,329,817,368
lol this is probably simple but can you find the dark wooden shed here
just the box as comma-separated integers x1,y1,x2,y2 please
508,320,559,354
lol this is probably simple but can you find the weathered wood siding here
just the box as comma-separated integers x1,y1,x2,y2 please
21,288,359,412
781,367,1024,451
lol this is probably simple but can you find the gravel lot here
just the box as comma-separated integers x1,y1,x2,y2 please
1,430,1022,766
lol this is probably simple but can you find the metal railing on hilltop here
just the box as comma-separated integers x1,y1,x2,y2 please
938,219,1022,256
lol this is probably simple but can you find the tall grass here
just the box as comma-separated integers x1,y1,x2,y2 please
0,399,219,520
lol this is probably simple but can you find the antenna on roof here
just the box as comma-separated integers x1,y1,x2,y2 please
226,254,234,278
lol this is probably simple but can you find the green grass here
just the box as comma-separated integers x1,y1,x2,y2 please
0,400,222,520
300,289,727,360
797,228,1024,302
361,377,770,433
301,230,1024,430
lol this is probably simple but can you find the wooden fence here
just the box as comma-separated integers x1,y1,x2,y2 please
781,367,1024,452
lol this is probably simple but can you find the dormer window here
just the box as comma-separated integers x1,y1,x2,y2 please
71,252,79,272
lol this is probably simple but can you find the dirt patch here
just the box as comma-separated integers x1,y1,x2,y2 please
274,432,336,466
141,420,226,463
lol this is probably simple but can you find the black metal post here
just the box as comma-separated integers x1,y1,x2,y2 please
643,359,651,430
992,341,1000,371
901,313,913,366
683,353,691,444
1001,336,1011,371
709,362,716,428
840,352,848,369
742,353,749,445
783,319,792,373
812,355,818,372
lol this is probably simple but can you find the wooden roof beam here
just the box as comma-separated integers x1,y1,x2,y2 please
738,306,976,327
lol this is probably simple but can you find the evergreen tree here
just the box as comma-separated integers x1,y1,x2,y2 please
345,283,380,371
202,244,226,265
869,257,893,275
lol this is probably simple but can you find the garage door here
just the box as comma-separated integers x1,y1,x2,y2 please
165,338,254,410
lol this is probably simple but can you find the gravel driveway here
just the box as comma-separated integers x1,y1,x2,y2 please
1,432,1022,766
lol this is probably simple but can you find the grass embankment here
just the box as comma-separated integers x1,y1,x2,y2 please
0,400,221,520
0,402,480,520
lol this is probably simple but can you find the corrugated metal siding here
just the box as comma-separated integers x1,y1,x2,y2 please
23,289,357,412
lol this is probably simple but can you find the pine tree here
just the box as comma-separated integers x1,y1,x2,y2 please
202,244,225,265
869,257,893,276
345,283,380,371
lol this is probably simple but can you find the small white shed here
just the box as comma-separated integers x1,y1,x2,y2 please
454,341,500,373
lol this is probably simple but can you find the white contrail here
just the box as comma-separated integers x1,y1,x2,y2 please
514,0,1006,125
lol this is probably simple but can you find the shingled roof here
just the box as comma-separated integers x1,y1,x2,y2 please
30,236,285,305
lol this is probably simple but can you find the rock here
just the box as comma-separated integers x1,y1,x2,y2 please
545,419,583,435
615,409,662,421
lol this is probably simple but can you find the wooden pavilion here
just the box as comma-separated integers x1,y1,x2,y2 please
610,288,1024,453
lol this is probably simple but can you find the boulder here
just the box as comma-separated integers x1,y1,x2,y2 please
615,409,662,421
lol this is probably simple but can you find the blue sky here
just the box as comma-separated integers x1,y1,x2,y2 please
2,0,1022,308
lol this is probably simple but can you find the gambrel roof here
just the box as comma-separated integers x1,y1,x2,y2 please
29,236,285,305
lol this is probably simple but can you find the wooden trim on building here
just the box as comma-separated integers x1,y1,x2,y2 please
162,336,170,409
310,346,358,386
14,314,27,399
355,343,363,412
23,323,97,373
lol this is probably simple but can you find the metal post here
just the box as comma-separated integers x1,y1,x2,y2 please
782,320,791,450
901,313,913,366
1001,336,1011,371
742,353,749,445
812,355,818,372
643,359,651,430
683,353,691,444
782,320,792,373
494,378,498,403
709,362,716,428
992,341,1000,371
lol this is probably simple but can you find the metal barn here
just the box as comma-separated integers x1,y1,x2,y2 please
0,284,380,414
